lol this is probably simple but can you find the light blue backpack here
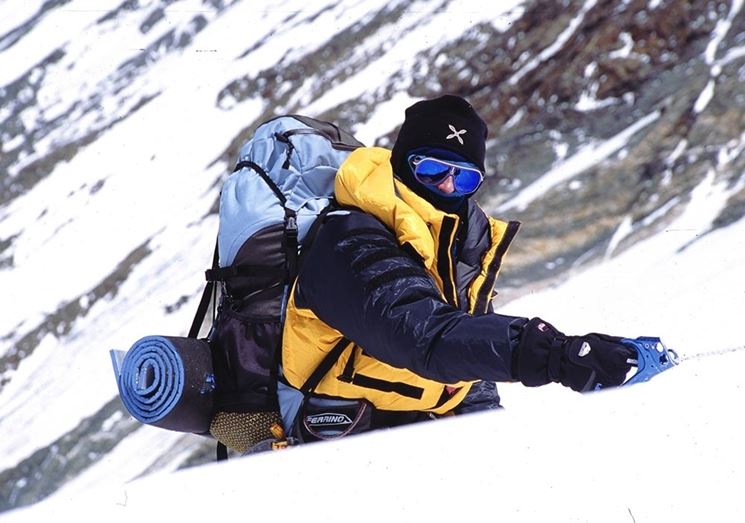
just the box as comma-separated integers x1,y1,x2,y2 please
192,115,363,458
113,115,363,460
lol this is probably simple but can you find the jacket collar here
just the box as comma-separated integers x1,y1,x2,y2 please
334,147,460,272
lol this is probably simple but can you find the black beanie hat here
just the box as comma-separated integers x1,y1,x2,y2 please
391,94,487,175
390,95,488,212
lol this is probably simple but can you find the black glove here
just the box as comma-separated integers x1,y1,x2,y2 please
515,317,636,392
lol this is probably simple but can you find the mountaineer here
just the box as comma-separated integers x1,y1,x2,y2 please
281,95,635,441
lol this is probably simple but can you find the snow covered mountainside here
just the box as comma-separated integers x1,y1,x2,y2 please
1,0,744,516
5,196,745,522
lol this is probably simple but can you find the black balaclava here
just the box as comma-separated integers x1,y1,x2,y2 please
390,95,488,214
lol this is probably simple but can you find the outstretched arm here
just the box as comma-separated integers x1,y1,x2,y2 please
297,209,634,392
296,210,523,384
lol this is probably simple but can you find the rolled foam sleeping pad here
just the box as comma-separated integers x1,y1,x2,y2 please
116,335,215,434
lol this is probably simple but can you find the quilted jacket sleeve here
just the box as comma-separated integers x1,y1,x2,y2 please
295,210,527,385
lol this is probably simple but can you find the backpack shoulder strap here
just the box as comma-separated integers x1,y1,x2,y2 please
296,202,337,271
293,203,353,394
299,336,352,393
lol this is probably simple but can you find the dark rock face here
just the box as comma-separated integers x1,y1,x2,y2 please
439,0,745,294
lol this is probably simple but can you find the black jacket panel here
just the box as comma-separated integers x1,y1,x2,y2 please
296,209,525,385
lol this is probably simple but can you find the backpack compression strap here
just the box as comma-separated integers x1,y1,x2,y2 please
232,159,300,284
188,242,218,339
205,264,285,282
186,242,229,461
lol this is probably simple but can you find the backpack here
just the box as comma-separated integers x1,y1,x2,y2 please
189,115,363,458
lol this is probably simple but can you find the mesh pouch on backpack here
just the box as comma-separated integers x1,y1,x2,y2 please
193,115,363,455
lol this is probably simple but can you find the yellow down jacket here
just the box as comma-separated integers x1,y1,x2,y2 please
282,147,520,414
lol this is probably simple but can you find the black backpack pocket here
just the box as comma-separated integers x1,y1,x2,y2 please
207,298,285,453
210,298,282,411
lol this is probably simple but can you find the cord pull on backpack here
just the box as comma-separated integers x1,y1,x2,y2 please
193,115,363,457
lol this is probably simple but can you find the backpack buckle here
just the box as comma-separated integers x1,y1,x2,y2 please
271,440,290,451
284,210,298,239
285,215,298,235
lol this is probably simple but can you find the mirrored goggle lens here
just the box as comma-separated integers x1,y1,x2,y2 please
414,159,451,182
413,158,483,194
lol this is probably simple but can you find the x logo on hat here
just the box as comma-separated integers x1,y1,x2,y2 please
446,124,467,145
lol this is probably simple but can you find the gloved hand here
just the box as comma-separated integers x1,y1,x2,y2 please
515,317,636,392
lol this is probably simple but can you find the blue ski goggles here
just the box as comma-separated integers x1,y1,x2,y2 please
408,155,484,196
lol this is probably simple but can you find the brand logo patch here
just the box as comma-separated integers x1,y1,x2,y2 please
446,124,467,144
578,342,592,357
305,412,353,427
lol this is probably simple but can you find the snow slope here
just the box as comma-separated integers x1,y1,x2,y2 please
3,349,744,522
3,180,745,522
